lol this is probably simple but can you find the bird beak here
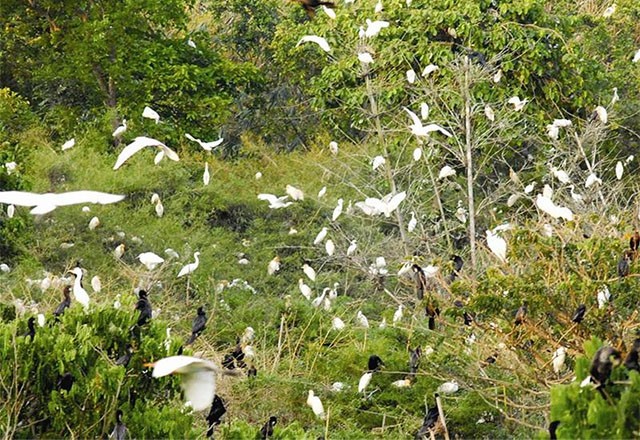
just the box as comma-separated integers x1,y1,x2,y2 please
143,362,156,368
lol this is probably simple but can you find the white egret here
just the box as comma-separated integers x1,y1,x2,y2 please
552,347,566,374
311,288,328,308
347,240,357,256
303,263,317,281
4,162,16,175
325,239,335,256
546,124,559,140
358,371,373,394
408,211,417,232
146,355,232,411
356,310,369,328
88,216,100,230
285,184,304,201
493,69,502,83
138,252,165,270
372,155,385,170
419,103,429,120
142,106,160,124
634,49,640,63
255,171,263,180
627,155,635,163
203,163,210,186
332,199,343,221
616,161,623,180
597,286,610,309
165,248,179,259
154,150,164,165
524,182,536,194
484,105,495,122
413,147,422,161
296,35,331,53
403,107,452,137
438,165,456,179
393,305,403,325
306,390,325,419
313,227,328,245
114,136,179,170
332,316,345,330
187,38,196,48
437,380,459,394
69,267,90,310
91,276,101,293
298,278,312,300
257,194,292,209
508,96,528,111
379,317,386,328
329,141,338,155
391,379,411,388
318,186,327,198
585,173,602,188
37,313,45,327
112,119,127,138
421,64,438,77
569,185,583,203
364,19,389,37
374,0,383,12
267,256,280,275
178,252,200,278
61,138,75,151
184,133,223,151
594,106,608,123
550,166,570,184
406,69,416,84
7,204,14,218
114,244,125,259
535,194,574,221
355,191,406,217
0,190,125,215
357,52,374,64
486,230,507,262
331,382,345,392
602,4,615,17
507,194,519,207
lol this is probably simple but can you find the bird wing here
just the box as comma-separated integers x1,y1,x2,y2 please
182,367,216,411
53,191,126,207
114,137,173,169
0,191,45,207
403,107,422,128
422,123,453,137
200,138,224,151
297,35,331,52
151,356,206,377
257,194,278,204
185,133,199,143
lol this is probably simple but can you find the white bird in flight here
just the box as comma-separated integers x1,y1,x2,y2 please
185,133,223,151
113,137,179,170
403,107,452,137
0,190,125,215
142,106,160,124
257,194,292,209
364,19,389,38
535,194,574,221
355,191,406,217
296,35,331,53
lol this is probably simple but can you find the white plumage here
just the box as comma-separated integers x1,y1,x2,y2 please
551,166,570,184
178,252,200,278
408,212,417,233
358,52,374,64
114,244,125,259
508,96,528,111
347,240,357,256
422,64,439,77
296,35,331,53
585,173,602,188
61,138,75,151
257,194,292,209
285,185,304,201
138,252,165,270
535,194,574,221
552,347,567,374
88,216,100,230
406,69,416,84
404,107,452,137
184,133,223,151
306,390,325,419
267,256,280,275
413,147,422,161
616,161,624,180
594,106,608,124
332,317,345,330
0,190,125,215
485,105,495,122
437,380,459,394
325,239,335,256
203,163,210,186
332,199,343,221
356,310,369,328
358,372,373,393
112,119,127,138
302,263,317,281
318,186,327,198
438,165,456,179
298,278,312,300
364,19,389,38
486,230,507,262
372,155,386,170
142,106,160,123
313,227,328,245
597,286,611,309
113,136,179,170
355,191,406,217
91,275,101,293
69,267,90,310
393,305,403,325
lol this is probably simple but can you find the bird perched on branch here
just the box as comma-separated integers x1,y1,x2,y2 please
116,344,134,367
186,306,207,345
426,301,439,330
415,406,443,439
572,304,586,324
630,231,640,258
514,303,527,326
23,317,36,341
408,346,421,379
294,0,335,18
134,290,152,327
624,338,640,372
412,264,428,300
110,409,128,440
618,250,632,278
590,346,621,398
53,286,72,319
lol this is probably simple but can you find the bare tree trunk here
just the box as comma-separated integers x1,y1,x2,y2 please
463,57,477,277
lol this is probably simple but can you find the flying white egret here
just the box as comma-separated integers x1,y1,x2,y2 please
413,147,422,161
616,161,623,180
145,355,233,411
0,191,125,215
552,347,566,374
358,371,373,394
355,191,406,217
314,227,328,245
408,212,417,233
372,155,386,170
306,390,325,419
325,239,335,256
318,186,327,198
298,278,312,300
142,106,160,124
550,166,570,184
296,35,331,53
332,316,346,330
406,69,416,84
184,133,223,151
485,105,495,122
154,151,164,165
364,19,389,37
203,163,210,186
138,252,165,270
88,216,100,230
69,267,90,310
421,64,438,77
257,194,292,209
437,380,459,394
113,137,179,170
91,275,101,293
438,165,456,179
486,230,507,262
403,107,452,137
357,52,374,64
178,252,200,278
332,199,343,221
61,138,75,151
347,240,357,256
303,263,317,281
285,185,304,201
112,119,127,138
508,96,528,111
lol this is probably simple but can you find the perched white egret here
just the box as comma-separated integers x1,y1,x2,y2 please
332,199,343,221
585,173,602,188
151,194,164,217
484,105,495,122
7,204,14,218
594,106,608,124
329,141,338,155
325,239,335,256
114,244,125,259
486,230,507,262
332,316,346,330
145,355,230,411
311,288,328,308
403,107,452,137
298,278,312,300
569,185,583,203
347,240,357,256
602,4,616,17
355,191,406,217
165,248,179,259
91,275,101,293
407,211,417,233
313,227,328,245
364,19,389,37
552,347,567,374
391,379,412,388
241,327,255,346
553,118,572,128
255,171,263,180
285,185,304,201
356,310,369,328
257,194,292,209
597,286,610,309
112,119,127,138
455,202,467,223
61,138,75,151
318,186,327,198
419,102,429,120
302,263,317,281
379,317,387,328
36,313,45,327
357,52,374,64
142,106,160,124
0,190,125,215
508,96,528,111
535,194,574,221
358,371,373,394
296,35,331,52
493,69,502,83
393,304,403,325
627,155,635,163
306,390,325,419
413,147,422,161
437,380,459,394
374,0,383,12
178,252,200,278
114,136,179,170
634,49,640,63
616,161,623,180
421,64,438,77
331,382,345,392
138,252,165,270
546,124,559,140
438,165,456,179
69,267,90,310
524,182,536,194
184,133,223,151
88,216,100,230
372,155,386,170
406,69,416,84
187,38,196,48
550,166,570,184
267,256,280,275
203,163,210,186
